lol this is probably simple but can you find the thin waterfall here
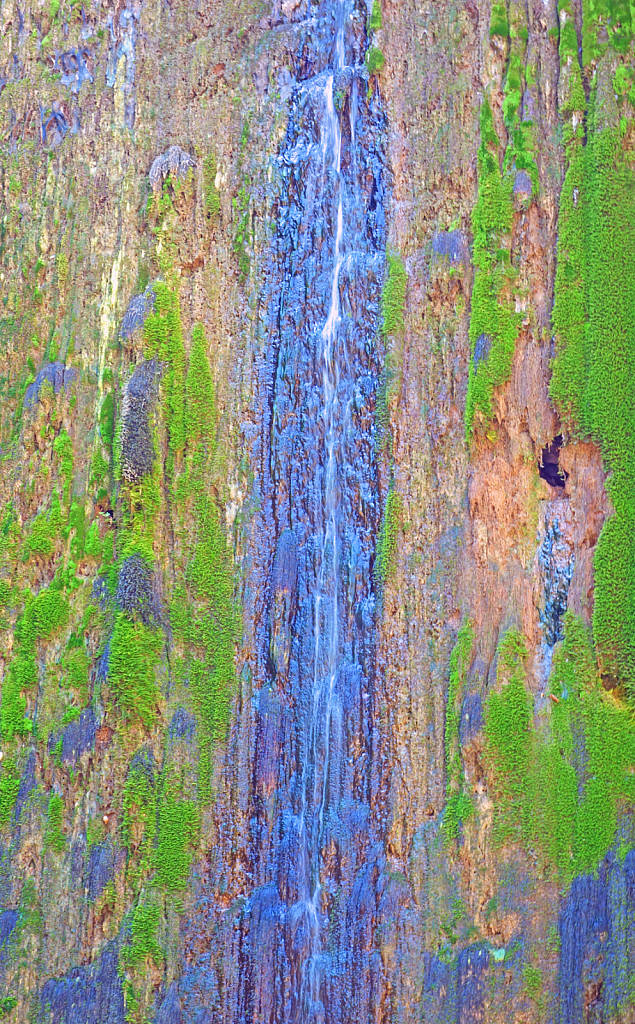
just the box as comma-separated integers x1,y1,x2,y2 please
181,2,390,1019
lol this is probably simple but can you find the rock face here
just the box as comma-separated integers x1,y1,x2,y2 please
0,0,634,1020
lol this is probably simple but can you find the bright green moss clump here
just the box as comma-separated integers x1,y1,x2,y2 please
581,0,633,65
465,98,520,440
203,154,221,217
108,613,162,729
490,3,509,38
366,46,385,77
369,0,382,32
551,74,635,693
485,616,635,883
381,252,406,338
186,325,215,448
374,484,402,584
0,761,20,827
122,903,164,969
44,794,66,853
156,794,198,892
143,283,186,459
99,392,115,448
484,630,531,845
1,588,69,740
187,498,239,740
442,622,474,842
52,429,73,498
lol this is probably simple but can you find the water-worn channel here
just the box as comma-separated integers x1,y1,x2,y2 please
182,1,390,1019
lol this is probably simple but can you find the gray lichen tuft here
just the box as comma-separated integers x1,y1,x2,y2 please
149,145,196,191
119,359,162,483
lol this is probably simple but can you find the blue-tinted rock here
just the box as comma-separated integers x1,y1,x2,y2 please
169,708,196,741
38,940,124,1023
155,981,182,1024
48,708,96,765
513,170,533,195
459,691,483,746
116,554,158,625
473,334,491,372
120,288,155,340
88,841,116,903
457,945,489,1022
559,849,635,1024
0,910,18,947
24,363,77,407
432,229,468,263
14,749,36,821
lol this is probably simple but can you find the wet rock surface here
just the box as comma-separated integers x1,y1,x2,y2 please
0,0,631,1018
38,940,125,1023
181,2,391,1020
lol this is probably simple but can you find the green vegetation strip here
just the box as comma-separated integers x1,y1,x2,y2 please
465,98,520,440
551,43,635,692
484,617,635,883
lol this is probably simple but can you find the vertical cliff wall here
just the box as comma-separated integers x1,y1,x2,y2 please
0,0,635,1020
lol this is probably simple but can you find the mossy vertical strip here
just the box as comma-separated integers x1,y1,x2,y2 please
442,621,475,842
466,98,520,440
551,58,635,692
374,484,402,584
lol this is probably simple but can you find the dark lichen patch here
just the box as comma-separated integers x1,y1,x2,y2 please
120,288,156,341
115,554,159,626
118,360,162,484
38,939,125,1023
23,363,77,408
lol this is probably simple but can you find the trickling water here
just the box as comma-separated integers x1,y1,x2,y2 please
181,2,390,1020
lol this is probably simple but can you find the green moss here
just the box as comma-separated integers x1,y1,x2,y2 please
233,210,250,283
1,588,69,741
186,325,215,449
369,0,382,31
0,761,20,827
86,815,105,850
203,154,221,217
551,76,635,694
374,485,402,584
52,429,73,498
442,622,475,842
186,496,239,769
143,283,186,459
122,754,156,872
108,613,162,729
22,494,65,562
581,0,633,64
0,998,16,1015
484,629,531,845
484,614,635,884
67,500,85,560
156,794,198,892
465,97,520,440
63,644,90,706
365,46,385,76
99,392,115,448
490,2,509,37
45,793,66,853
122,902,164,969
523,963,543,1001
381,251,407,338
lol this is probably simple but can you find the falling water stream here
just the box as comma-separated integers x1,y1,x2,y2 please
182,1,390,1019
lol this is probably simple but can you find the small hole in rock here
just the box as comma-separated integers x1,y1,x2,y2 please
539,434,568,488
